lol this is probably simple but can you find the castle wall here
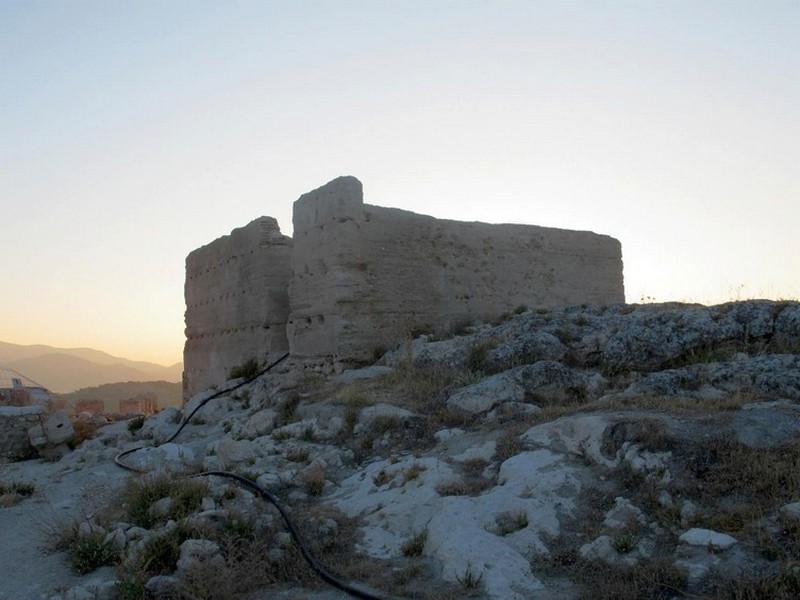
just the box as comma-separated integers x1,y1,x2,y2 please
183,217,292,398
184,176,624,396
287,177,624,365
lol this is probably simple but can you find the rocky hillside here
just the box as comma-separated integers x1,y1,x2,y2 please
1,300,799,599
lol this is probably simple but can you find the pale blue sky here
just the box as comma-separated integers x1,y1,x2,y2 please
2,1,798,364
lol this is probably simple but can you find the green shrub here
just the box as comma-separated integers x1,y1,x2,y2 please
124,474,208,528
401,529,428,556
70,531,118,574
127,416,145,433
229,359,260,381
0,481,35,496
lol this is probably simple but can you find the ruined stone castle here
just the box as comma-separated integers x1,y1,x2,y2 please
183,176,624,397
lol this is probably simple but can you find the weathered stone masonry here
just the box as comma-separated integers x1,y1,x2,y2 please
184,176,624,398
184,217,292,397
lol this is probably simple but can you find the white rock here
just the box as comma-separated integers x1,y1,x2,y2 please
622,444,671,473
603,497,646,530
78,521,105,537
579,534,641,567
354,403,415,435
522,414,617,467
674,557,713,585
104,528,127,551
242,409,278,438
780,501,800,521
177,539,224,573
149,496,173,519
679,528,737,550
447,372,525,414
145,575,179,598
215,438,258,466
452,441,496,464
434,428,465,443
680,500,698,526
336,366,393,383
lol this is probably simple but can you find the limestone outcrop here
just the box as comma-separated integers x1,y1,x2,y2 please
6,300,798,600
184,176,623,396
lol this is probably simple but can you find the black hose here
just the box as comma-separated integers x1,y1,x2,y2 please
113,353,392,600
115,353,289,472
193,470,391,600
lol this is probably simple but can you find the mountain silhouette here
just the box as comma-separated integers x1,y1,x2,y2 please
0,341,182,393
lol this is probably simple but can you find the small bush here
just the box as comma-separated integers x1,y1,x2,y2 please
435,478,492,497
70,531,118,574
229,359,260,381
306,478,325,496
496,510,529,536
403,463,427,483
124,474,208,529
401,529,428,556
457,564,484,590
131,521,209,576
127,416,145,433
278,393,302,425
0,481,35,496
286,447,310,463
611,532,637,554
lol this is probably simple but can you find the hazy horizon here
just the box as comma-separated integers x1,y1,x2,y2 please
2,1,798,365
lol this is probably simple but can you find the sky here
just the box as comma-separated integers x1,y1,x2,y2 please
1,1,798,366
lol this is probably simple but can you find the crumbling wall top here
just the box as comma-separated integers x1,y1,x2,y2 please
292,175,364,231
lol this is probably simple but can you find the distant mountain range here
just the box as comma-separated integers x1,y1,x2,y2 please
0,341,183,393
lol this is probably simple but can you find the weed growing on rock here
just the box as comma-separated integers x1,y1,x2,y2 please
128,521,213,577
436,477,492,497
401,529,428,556
278,393,301,425
0,480,35,497
495,510,529,536
127,416,145,433
466,339,495,374
228,359,260,381
705,569,800,600
402,462,427,483
300,425,316,441
286,447,310,463
456,563,484,591
610,531,637,554
123,474,208,529
70,531,119,574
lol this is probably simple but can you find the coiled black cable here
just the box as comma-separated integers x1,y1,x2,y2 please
114,353,392,600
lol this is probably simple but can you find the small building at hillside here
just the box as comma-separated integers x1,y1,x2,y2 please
120,393,159,415
0,367,52,407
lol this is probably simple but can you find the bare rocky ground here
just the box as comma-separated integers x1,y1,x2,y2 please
2,300,800,600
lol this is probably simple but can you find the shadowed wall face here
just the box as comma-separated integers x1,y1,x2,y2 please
184,177,624,396
287,176,624,365
183,217,292,398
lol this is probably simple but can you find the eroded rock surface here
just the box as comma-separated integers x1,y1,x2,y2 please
2,300,799,600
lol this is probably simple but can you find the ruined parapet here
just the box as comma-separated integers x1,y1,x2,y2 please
0,406,43,459
183,217,292,398
287,176,624,366
120,393,158,415
75,399,105,415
